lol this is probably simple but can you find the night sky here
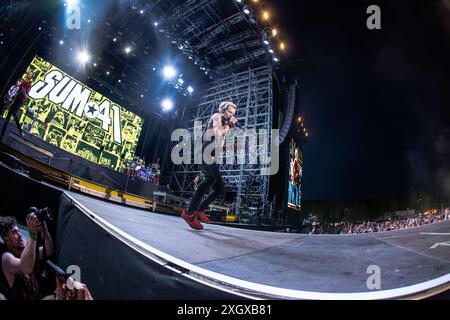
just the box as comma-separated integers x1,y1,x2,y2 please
273,0,450,201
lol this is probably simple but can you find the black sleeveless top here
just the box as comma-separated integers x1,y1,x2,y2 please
0,252,41,300
200,113,230,158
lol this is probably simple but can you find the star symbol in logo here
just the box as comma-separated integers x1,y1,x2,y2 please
88,104,97,115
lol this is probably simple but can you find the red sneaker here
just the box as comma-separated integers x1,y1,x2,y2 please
195,211,210,224
181,209,203,230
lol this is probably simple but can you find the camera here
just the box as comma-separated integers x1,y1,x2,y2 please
28,207,53,222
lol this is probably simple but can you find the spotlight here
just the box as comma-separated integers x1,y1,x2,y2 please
141,94,144,98
280,42,285,50
272,28,277,37
298,117,302,122
161,99,173,111
154,22,159,26
124,46,131,54
87,19,91,23
113,38,117,42
59,40,64,45
236,0,242,3
268,48,274,54
77,51,90,64
305,132,309,137
273,57,279,62
93,63,97,67
163,65,176,79
106,71,110,75
67,0,79,5
262,11,270,20
178,78,184,85
140,10,144,14
263,40,269,45
187,86,194,94
152,67,156,71
243,8,250,15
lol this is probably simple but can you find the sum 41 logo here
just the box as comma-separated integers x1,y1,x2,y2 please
29,70,122,144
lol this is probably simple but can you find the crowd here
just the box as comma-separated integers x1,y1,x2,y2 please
0,209,93,300
309,209,449,234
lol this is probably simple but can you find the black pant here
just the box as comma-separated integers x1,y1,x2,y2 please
188,163,225,214
1,99,23,140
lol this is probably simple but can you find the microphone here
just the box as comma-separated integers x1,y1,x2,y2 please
229,116,244,129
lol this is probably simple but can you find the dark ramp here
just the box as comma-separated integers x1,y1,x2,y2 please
66,191,450,299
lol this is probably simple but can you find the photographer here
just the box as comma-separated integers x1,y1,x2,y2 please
0,212,54,300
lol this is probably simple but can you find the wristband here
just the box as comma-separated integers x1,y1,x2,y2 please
29,232,37,241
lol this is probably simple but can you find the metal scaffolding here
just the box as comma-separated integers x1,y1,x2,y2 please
171,64,273,218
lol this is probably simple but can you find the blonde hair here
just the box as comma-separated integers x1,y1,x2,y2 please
219,101,237,113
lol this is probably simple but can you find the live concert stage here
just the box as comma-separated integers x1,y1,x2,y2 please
63,190,450,299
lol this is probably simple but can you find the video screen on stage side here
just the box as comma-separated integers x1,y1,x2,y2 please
7,56,143,171
288,138,302,210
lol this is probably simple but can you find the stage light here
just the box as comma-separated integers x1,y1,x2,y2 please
163,65,176,79
140,10,144,14
152,67,156,71
243,8,250,15
262,11,270,20
118,79,121,83
93,63,97,67
263,40,269,45
252,0,259,3
141,94,144,98
67,0,79,5
272,28,277,37
298,117,302,122
77,51,90,64
161,99,173,111
178,78,184,85
236,0,242,3
273,57,279,62
124,46,131,54
154,22,159,26
187,86,194,94
113,38,117,42
87,19,91,23
280,42,285,50
59,40,64,45
303,128,306,132
38,27,42,31
268,48,274,53
305,132,309,137
106,71,110,75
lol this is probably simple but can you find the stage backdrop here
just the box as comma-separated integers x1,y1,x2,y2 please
10,55,143,171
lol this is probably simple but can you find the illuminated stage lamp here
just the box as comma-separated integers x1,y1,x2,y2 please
77,51,90,64
161,99,173,111
187,86,194,94
163,65,176,79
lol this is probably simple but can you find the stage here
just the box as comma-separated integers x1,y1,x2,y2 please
65,191,450,299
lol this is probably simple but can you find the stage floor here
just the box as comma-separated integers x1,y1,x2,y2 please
67,191,450,296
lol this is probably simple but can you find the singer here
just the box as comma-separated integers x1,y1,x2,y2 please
181,101,238,230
